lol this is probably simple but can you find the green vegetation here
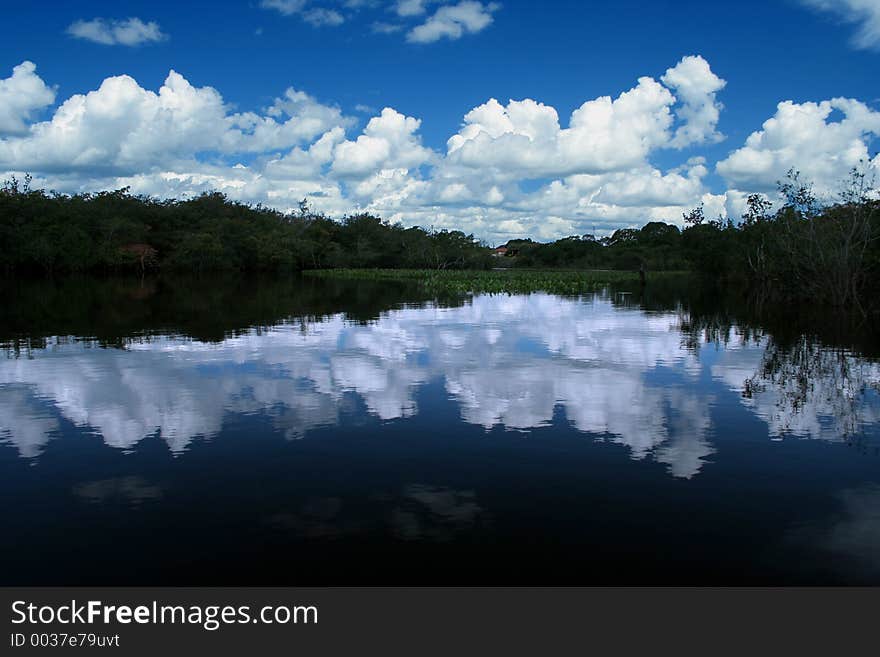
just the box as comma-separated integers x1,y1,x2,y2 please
303,267,687,295
2,167,877,309
0,176,491,274
506,220,689,271
501,169,879,310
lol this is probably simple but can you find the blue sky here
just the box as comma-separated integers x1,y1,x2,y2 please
1,0,878,242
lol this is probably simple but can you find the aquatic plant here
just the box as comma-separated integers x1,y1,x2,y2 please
303,268,689,295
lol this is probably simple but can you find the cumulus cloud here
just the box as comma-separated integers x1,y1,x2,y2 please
443,56,729,181
0,66,350,176
66,17,167,46
0,61,55,135
0,56,730,241
661,55,726,148
3,54,878,243
258,87,353,147
407,1,499,43
332,107,434,176
716,97,880,194
445,80,674,178
798,0,880,49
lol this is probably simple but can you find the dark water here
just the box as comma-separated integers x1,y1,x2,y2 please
1,275,879,585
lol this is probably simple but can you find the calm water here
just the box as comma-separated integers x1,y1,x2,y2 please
1,275,879,585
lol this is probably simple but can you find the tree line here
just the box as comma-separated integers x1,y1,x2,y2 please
0,176,492,273
1,169,877,309
506,169,879,310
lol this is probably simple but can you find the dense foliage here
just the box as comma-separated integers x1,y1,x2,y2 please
0,177,492,273
506,170,880,310
2,169,877,309
674,170,880,310
508,220,689,271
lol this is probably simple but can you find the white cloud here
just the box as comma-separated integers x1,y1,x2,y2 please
799,0,880,49
260,0,309,16
0,57,728,240
4,54,878,244
260,0,346,27
443,56,728,183
254,86,353,148
661,55,726,148
0,58,725,241
407,1,499,43
331,107,433,176
0,61,55,136
716,97,880,194
445,80,675,178
302,8,346,26
0,66,350,175
396,0,431,16
66,17,167,46
1,71,224,174
258,0,503,42
577,162,708,208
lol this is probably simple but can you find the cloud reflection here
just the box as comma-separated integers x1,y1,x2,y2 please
1,293,877,478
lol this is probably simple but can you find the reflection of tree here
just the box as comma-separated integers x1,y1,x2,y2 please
677,309,762,354
676,280,880,360
675,290,880,442
0,273,469,353
4,276,877,469
742,337,880,439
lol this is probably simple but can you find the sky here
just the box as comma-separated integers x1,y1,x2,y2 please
1,0,878,243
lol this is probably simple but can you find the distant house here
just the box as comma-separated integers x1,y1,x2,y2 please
493,246,508,257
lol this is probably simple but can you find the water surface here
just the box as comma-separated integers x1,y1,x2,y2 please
1,275,879,584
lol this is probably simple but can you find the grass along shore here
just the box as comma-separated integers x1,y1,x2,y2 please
303,268,690,295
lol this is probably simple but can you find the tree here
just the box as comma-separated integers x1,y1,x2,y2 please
773,167,877,310
683,204,705,226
